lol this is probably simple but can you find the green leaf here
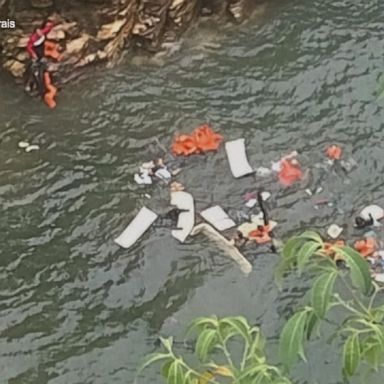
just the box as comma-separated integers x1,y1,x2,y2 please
220,317,252,345
279,309,309,369
248,330,266,361
310,271,337,318
161,360,173,378
362,337,383,371
183,370,197,384
195,329,218,362
276,237,303,288
282,237,304,261
370,306,384,323
186,316,218,336
167,360,185,384
160,337,174,353
139,352,172,372
342,333,361,377
237,364,266,381
297,241,322,274
305,311,320,340
333,246,373,295
299,231,323,244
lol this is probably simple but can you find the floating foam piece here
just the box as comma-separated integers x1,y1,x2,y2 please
18,141,29,148
271,161,281,172
190,223,252,275
114,206,158,249
256,167,272,177
200,205,236,231
245,198,257,208
225,139,253,178
327,224,343,239
134,173,152,185
360,205,384,225
155,167,172,180
170,191,195,243
25,145,40,152
260,191,271,201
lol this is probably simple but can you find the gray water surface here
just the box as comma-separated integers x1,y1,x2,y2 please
1,0,384,383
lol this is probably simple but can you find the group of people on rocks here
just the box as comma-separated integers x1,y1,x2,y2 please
24,20,61,108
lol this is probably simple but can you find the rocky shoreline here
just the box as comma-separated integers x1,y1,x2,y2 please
0,0,265,85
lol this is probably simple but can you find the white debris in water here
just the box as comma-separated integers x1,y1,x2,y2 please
18,141,29,148
315,187,323,194
245,198,257,208
327,224,343,239
256,167,272,177
144,194,151,199
377,250,384,260
25,145,40,152
261,191,271,201
271,161,281,172
360,205,384,223
373,273,384,283
305,188,312,196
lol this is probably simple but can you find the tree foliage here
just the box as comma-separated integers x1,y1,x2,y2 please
139,316,291,384
140,231,384,382
277,231,384,378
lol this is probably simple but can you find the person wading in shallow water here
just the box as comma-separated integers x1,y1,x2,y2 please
24,20,60,108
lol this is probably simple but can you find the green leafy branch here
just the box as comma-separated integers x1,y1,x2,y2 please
139,316,292,384
277,231,384,378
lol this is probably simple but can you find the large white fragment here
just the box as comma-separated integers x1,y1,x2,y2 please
114,206,158,249
360,205,384,226
200,206,236,231
170,191,195,243
190,223,252,275
225,139,253,178
327,224,343,239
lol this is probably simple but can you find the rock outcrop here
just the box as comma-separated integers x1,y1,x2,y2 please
0,0,268,83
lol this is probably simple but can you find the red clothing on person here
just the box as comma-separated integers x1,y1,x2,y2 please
27,23,54,59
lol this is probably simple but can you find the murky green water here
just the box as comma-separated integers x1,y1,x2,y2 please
1,0,384,383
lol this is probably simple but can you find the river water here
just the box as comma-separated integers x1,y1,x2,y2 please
1,0,384,383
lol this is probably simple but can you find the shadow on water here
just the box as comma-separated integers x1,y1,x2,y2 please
1,0,384,383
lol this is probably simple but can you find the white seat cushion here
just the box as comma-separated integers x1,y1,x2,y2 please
200,205,236,231
115,206,158,249
225,139,253,178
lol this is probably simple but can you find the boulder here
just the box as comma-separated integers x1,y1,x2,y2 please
170,0,185,10
97,19,126,40
3,60,25,78
47,27,66,41
65,34,90,56
75,53,96,67
17,36,29,48
97,50,108,60
30,0,53,8
227,0,247,22
132,22,147,35
16,51,29,62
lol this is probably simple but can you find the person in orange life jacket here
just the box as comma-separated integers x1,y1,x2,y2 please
27,21,54,61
